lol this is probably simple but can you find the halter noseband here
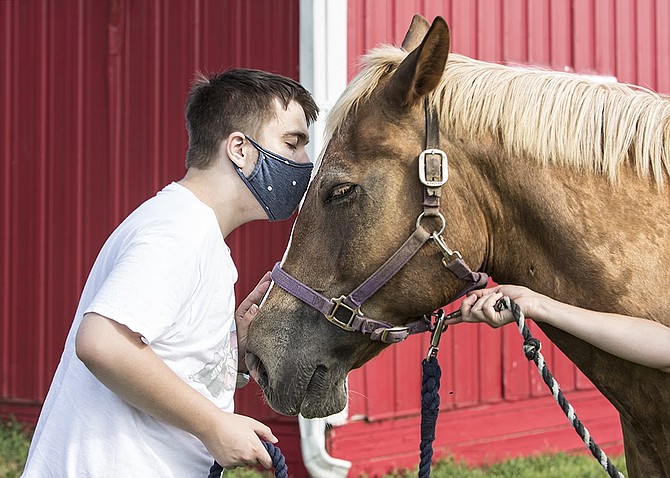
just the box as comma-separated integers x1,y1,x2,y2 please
271,100,489,344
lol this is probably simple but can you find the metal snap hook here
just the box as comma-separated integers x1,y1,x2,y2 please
427,311,448,359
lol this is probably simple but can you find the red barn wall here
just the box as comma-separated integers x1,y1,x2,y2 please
327,0,670,476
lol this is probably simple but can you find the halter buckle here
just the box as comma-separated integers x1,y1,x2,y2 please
326,295,361,331
419,148,448,187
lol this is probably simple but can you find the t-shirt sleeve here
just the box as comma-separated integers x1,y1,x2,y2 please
85,228,200,343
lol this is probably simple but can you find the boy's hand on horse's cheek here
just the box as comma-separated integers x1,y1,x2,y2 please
237,301,259,329
234,272,270,323
246,303,259,321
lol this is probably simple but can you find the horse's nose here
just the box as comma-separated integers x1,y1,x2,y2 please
245,352,269,388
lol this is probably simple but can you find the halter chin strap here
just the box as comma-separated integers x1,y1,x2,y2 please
271,99,489,344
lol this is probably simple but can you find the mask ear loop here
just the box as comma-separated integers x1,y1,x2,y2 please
232,139,274,218
239,136,265,179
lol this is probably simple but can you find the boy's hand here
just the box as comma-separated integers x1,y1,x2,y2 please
235,271,271,371
202,412,278,469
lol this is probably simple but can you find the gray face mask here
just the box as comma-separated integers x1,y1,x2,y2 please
235,136,314,221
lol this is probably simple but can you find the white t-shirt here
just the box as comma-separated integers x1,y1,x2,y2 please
22,182,239,478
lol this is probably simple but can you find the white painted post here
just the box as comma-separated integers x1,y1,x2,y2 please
298,1,352,477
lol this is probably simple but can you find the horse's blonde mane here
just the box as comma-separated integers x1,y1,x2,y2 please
324,45,670,186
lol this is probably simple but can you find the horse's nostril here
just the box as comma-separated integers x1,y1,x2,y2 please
256,360,269,387
245,352,269,387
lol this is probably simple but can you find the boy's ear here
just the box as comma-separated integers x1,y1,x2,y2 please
226,132,250,169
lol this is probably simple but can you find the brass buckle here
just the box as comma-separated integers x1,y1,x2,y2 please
326,295,361,331
379,326,410,343
419,148,448,187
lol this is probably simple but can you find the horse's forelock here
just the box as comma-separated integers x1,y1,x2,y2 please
322,44,670,187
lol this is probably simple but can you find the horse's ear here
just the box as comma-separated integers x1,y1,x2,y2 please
387,16,450,108
401,14,430,52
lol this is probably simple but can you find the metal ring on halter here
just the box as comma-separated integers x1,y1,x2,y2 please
416,212,446,236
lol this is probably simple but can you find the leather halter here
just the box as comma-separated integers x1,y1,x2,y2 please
271,99,489,344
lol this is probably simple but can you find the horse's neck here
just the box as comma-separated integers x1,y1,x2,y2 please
461,148,670,314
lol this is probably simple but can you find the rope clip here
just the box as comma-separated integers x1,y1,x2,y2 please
427,311,449,359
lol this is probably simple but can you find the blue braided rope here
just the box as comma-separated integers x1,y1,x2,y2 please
496,296,625,478
208,441,287,478
419,355,442,478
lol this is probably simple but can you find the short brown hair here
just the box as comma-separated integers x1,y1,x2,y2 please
184,69,319,169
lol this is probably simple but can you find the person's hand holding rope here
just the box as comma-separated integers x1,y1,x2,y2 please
446,284,670,373
445,285,543,328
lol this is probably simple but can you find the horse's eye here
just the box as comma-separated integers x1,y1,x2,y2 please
325,183,356,203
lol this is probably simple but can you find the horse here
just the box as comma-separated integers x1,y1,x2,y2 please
245,15,670,476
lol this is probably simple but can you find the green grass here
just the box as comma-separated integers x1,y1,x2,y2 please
1,417,626,478
383,453,627,478
0,418,31,478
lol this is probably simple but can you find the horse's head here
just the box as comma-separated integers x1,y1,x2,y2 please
246,16,489,418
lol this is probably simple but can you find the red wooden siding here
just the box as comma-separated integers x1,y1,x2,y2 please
333,0,670,475
0,0,304,473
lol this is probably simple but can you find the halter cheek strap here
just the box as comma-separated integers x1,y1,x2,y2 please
271,225,438,344
271,264,432,343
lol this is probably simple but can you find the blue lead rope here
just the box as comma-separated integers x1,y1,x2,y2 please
418,356,441,478
209,441,287,478
418,309,446,478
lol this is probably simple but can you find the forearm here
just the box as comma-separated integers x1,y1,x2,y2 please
75,313,277,468
533,298,670,372
76,313,221,440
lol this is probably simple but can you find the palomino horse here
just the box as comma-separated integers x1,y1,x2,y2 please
246,15,670,476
